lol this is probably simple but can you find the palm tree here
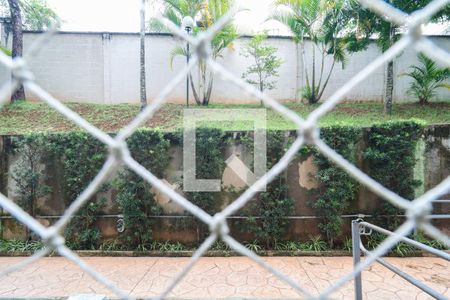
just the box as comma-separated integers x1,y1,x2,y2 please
272,0,366,104
151,0,238,106
403,53,450,105
1,0,58,102
7,0,25,102
140,0,147,110
352,0,450,114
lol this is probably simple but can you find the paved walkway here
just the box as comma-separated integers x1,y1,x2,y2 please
0,256,448,299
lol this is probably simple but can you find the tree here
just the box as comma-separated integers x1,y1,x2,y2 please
353,0,450,114
152,0,238,106
7,0,25,102
140,0,147,110
403,53,450,105
0,0,58,102
241,33,282,106
272,0,368,104
1,0,58,30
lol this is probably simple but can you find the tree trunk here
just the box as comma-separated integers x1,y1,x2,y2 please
384,61,394,115
384,24,395,115
259,81,263,106
311,46,316,104
7,0,25,102
139,0,147,111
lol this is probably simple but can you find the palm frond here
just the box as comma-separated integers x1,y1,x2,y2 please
169,46,188,69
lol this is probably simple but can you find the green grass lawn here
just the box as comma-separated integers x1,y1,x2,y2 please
0,100,449,135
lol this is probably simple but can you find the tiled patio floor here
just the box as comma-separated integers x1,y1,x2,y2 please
0,256,448,299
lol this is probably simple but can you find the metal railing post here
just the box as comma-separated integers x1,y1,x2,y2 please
352,219,363,300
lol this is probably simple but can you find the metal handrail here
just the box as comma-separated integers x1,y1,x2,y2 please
352,219,450,300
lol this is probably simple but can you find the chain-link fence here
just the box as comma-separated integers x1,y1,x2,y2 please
0,0,449,299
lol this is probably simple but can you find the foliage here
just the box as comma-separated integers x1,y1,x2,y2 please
211,240,231,251
155,0,238,106
0,238,44,252
274,237,329,251
114,130,170,250
11,135,51,220
362,231,450,257
247,131,294,248
0,0,58,30
153,241,187,252
364,121,424,229
413,231,448,250
184,128,226,243
303,235,329,251
46,132,108,250
403,53,450,105
240,33,282,105
244,240,262,253
272,0,368,104
351,0,450,114
311,127,360,247
0,46,11,56
343,237,352,252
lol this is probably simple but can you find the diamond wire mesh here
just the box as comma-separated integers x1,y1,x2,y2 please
0,0,449,299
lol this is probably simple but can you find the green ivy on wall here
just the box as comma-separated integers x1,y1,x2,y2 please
184,128,226,244
11,135,51,239
114,129,170,250
247,131,294,248
11,135,50,217
5,122,428,250
364,121,424,229
311,127,360,248
46,132,108,250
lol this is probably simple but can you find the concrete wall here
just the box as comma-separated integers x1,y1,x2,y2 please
1,31,449,104
0,125,449,243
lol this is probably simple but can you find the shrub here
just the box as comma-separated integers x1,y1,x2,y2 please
311,127,360,248
247,131,294,248
403,53,450,105
364,121,424,229
114,129,170,250
46,133,108,250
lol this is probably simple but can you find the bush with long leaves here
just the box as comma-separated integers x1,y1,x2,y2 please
403,53,450,105
152,0,238,106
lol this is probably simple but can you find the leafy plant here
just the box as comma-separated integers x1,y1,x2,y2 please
343,237,352,252
45,133,108,250
351,0,450,114
246,132,294,248
241,33,282,106
155,0,239,106
403,53,450,105
0,46,11,56
275,240,304,251
244,240,262,253
394,242,415,257
154,241,187,252
272,0,368,104
11,135,51,222
184,128,226,243
303,236,328,252
0,0,59,30
211,240,231,251
99,239,124,251
413,231,448,250
311,127,360,248
115,130,170,250
364,121,424,229
0,239,44,252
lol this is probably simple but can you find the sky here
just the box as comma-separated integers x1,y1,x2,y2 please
46,0,287,34
45,0,447,35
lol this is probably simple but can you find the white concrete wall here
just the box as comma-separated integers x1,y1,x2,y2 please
1,31,449,104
